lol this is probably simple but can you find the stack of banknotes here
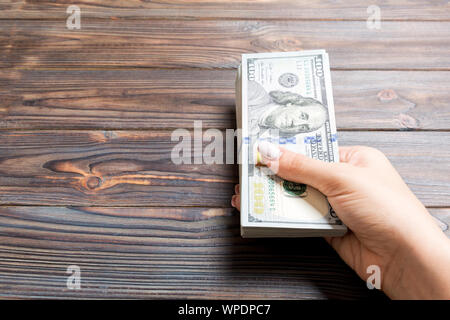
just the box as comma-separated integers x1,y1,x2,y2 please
235,50,347,237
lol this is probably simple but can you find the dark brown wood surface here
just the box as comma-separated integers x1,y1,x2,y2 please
0,131,448,207
1,69,449,130
0,0,449,299
0,206,447,299
2,20,449,70
0,0,448,20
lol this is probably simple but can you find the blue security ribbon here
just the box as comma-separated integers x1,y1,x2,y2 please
331,133,338,142
258,137,296,144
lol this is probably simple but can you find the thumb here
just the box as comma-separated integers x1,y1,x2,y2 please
258,141,341,193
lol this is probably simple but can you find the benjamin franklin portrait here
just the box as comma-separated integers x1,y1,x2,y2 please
248,81,328,137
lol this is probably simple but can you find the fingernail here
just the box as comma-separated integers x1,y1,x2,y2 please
258,141,282,160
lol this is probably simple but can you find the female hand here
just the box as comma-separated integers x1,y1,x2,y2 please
231,143,450,299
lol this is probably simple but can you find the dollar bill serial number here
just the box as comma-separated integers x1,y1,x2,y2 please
178,304,271,318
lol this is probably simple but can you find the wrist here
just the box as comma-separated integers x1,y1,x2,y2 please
385,227,450,299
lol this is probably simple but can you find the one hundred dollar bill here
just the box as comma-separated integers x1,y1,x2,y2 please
236,50,347,237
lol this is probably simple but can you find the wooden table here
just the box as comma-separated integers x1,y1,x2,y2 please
0,1,449,299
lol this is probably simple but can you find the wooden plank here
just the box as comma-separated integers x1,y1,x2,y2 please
0,131,448,207
0,0,448,21
0,205,446,299
0,206,387,299
1,20,449,70
1,69,449,130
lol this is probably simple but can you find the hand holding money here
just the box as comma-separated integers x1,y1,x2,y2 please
232,144,450,299
234,51,450,299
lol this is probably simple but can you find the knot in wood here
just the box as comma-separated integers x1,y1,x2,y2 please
377,89,398,101
86,176,102,189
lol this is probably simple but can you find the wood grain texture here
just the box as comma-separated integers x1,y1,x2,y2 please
0,131,448,207
2,20,449,70
0,205,447,299
0,0,448,20
1,0,449,300
0,206,387,299
1,69,449,130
